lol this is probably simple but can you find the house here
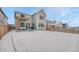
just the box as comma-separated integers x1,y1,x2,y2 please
8,24,15,31
0,8,8,39
46,20,69,32
46,20,56,30
46,20,64,31
15,9,47,31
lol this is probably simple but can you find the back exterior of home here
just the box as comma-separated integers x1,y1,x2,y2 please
15,9,47,31
0,8,8,39
14,9,79,34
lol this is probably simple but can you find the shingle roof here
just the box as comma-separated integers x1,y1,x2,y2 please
15,9,46,16
33,9,46,16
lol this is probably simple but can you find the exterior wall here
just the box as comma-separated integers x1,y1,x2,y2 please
32,14,37,29
15,10,47,31
33,11,46,30
0,11,7,25
0,9,8,39
15,12,32,31
15,18,19,31
0,25,8,38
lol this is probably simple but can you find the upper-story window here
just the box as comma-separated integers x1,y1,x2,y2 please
26,18,29,20
40,16,44,20
21,14,25,17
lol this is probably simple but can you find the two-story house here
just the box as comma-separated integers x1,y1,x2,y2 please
0,8,8,38
15,9,46,31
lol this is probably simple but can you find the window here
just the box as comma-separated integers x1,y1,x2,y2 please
21,14,25,17
26,18,29,20
20,22,25,27
20,19,26,21
62,23,67,28
40,16,44,19
38,23,44,27
52,25,55,28
33,24,34,27
39,23,40,27
41,23,43,27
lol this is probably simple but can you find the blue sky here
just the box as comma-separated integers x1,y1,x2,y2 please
2,7,79,27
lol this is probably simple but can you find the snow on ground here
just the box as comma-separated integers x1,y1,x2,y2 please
0,30,79,52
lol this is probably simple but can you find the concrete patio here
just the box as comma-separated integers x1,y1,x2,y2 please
0,30,79,52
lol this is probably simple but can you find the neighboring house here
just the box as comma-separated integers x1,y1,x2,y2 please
46,20,69,32
8,24,15,31
46,20,56,30
14,9,46,31
0,8,8,38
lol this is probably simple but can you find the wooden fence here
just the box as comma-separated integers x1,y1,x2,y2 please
0,25,9,39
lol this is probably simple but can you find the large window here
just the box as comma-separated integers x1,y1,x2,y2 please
38,23,44,27
40,16,44,19
41,23,43,27
26,18,29,20
39,23,40,27
20,22,25,27
21,14,25,17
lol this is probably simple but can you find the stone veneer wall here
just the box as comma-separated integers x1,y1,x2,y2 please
0,25,8,39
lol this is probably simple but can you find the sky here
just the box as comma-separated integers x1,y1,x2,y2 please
2,7,79,27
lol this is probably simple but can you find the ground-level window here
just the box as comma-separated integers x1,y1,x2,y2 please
52,25,55,28
39,23,40,27
38,23,44,27
20,22,25,27
41,23,43,27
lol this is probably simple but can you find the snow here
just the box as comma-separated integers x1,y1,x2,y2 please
0,31,79,52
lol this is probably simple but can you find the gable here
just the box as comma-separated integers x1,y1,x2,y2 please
38,9,46,17
33,9,46,17
15,12,31,19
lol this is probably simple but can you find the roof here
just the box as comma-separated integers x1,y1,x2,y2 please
14,11,32,17
46,20,57,24
15,9,46,17
32,9,46,16
0,8,8,19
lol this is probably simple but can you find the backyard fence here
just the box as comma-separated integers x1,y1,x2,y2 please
46,26,79,34
0,25,9,39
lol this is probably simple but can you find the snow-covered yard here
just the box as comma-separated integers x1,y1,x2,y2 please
0,30,79,52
